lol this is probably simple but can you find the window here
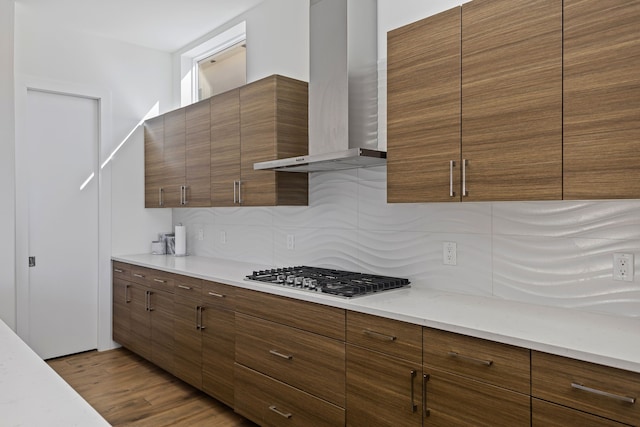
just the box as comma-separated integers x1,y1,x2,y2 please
196,41,246,100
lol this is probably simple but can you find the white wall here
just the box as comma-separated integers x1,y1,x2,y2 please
14,6,173,346
174,0,640,319
0,0,16,329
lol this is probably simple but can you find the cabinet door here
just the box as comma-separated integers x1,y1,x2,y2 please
240,75,308,206
387,7,462,203
185,99,211,207
202,305,235,407
423,367,530,426
563,0,640,199
112,278,131,347
162,108,186,207
210,89,240,206
144,115,164,208
346,344,423,427
128,283,151,361
461,0,562,201
173,295,203,389
532,398,631,427
149,289,174,374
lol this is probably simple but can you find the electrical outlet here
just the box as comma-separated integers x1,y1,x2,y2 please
220,231,227,244
197,229,204,241
613,253,634,282
287,234,295,250
443,242,457,266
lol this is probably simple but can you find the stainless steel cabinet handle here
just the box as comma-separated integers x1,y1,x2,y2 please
181,185,187,205
177,284,192,290
571,382,636,404
124,284,131,303
269,349,293,360
153,278,166,283
237,180,242,204
268,405,292,419
423,374,431,417
462,159,468,197
447,351,493,366
410,370,418,413
114,268,123,273
449,160,456,197
159,187,164,207
207,291,225,298
196,306,205,330
233,181,238,204
133,273,145,278
146,291,154,311
363,329,397,341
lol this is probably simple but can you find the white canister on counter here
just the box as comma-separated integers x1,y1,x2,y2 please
174,224,186,256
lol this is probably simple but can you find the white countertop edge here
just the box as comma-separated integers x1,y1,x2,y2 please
112,254,640,374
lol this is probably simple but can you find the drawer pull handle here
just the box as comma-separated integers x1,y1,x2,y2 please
269,349,293,360
571,382,636,404
114,268,123,273
423,373,431,417
207,291,225,298
363,329,397,341
153,278,166,283
177,284,192,290
410,369,417,413
447,351,493,367
133,273,144,278
269,405,292,419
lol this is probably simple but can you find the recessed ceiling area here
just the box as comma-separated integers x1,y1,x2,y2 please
14,0,265,52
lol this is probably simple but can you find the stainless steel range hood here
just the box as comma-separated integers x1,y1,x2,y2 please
254,0,385,173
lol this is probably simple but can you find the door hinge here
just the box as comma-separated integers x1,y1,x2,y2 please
29,256,36,267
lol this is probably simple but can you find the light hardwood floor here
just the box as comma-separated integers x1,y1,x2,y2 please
47,348,257,427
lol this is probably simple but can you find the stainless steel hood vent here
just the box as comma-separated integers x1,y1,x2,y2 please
254,0,385,173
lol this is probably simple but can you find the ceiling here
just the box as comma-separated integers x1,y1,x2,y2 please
15,0,265,52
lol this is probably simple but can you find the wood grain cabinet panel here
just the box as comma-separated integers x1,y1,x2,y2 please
235,364,344,427
532,351,640,426
173,293,203,389
423,367,530,426
347,311,422,364
563,0,640,199
236,313,345,407
149,288,174,374
210,88,241,206
532,398,632,427
239,75,308,206
202,302,235,407
127,283,152,361
162,108,186,207
144,115,164,208
185,99,211,207
112,277,131,348
387,7,462,203
461,0,563,201
423,327,530,394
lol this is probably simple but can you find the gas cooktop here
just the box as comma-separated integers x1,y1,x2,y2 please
245,266,410,298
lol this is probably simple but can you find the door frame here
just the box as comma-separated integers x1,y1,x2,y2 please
14,76,114,353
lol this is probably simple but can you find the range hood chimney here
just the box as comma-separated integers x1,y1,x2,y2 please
254,0,385,173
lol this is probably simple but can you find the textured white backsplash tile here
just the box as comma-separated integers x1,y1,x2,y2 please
173,167,640,318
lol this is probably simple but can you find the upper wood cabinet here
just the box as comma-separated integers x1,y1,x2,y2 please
388,0,563,203
563,0,640,199
239,75,308,206
185,99,211,207
145,74,309,208
210,88,241,206
461,0,563,201
387,7,462,203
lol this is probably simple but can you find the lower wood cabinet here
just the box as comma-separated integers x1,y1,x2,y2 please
532,398,632,427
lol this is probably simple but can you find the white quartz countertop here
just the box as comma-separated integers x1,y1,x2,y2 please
0,319,110,427
113,254,640,374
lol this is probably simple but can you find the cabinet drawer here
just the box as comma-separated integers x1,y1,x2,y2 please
347,311,422,363
235,313,345,407
174,274,201,298
235,288,345,340
147,270,175,293
129,266,153,286
532,351,640,426
112,261,131,279
532,398,631,427
423,327,530,394
235,364,344,427
202,280,234,309
424,366,530,426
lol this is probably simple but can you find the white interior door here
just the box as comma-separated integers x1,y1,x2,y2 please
25,89,99,359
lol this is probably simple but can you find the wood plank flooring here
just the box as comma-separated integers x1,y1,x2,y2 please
47,347,257,427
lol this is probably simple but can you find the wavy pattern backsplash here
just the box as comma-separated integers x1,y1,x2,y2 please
173,166,640,318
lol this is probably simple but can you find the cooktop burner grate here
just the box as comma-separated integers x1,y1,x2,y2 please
245,266,410,298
